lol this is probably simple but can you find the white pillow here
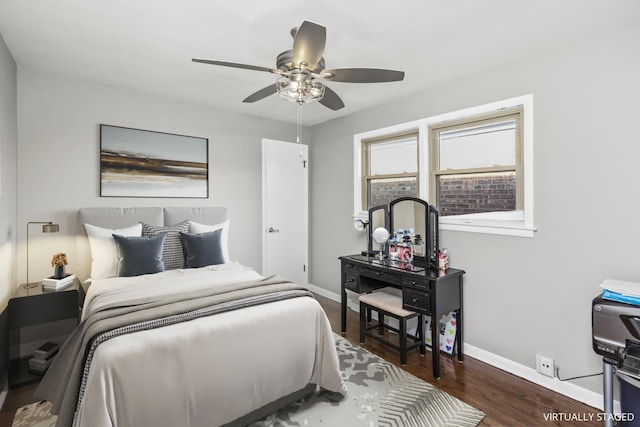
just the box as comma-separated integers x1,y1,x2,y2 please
188,219,230,263
84,223,143,280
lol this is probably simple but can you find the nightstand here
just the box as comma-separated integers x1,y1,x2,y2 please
8,279,85,389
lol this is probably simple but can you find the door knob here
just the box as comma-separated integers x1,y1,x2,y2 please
268,227,280,233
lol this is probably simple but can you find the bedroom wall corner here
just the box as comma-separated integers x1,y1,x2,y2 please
0,31,18,408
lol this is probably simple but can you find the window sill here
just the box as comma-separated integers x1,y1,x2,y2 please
440,220,537,238
352,211,537,237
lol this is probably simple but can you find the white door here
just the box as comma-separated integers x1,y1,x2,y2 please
262,139,308,285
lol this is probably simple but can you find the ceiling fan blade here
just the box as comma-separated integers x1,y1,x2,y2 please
242,84,278,103
324,68,405,83
319,86,345,111
292,21,326,69
192,58,281,75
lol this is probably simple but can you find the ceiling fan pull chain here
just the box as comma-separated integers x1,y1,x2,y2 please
297,103,302,144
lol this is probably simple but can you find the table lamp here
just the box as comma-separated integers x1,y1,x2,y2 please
26,221,60,288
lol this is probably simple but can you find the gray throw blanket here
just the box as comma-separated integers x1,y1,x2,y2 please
35,275,312,427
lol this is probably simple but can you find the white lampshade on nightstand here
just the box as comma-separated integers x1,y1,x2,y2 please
26,221,60,288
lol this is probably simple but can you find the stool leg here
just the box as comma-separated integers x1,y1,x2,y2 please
378,311,384,336
400,316,408,365
359,302,366,344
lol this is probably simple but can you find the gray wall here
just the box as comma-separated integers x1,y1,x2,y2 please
0,33,17,311
16,69,301,283
309,23,640,395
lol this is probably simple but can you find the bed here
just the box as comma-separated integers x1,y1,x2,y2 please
35,207,346,427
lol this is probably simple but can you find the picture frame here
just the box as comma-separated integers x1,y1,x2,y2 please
100,124,208,198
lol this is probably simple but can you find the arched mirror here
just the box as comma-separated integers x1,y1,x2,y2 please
367,204,388,256
389,197,439,267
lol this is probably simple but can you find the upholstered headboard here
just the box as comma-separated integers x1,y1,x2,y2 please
76,207,228,283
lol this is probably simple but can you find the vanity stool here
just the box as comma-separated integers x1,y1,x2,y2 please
359,289,425,365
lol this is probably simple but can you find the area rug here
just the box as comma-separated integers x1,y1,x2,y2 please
13,334,484,427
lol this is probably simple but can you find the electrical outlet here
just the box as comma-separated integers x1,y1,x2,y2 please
536,354,555,377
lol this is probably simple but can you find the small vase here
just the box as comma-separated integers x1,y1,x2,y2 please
54,265,65,279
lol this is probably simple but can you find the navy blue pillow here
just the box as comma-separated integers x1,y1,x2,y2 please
179,230,224,268
113,233,166,277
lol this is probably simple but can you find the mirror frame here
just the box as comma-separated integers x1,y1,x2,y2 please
389,196,439,267
367,204,388,256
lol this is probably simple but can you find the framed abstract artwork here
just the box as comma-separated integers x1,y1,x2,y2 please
100,124,209,198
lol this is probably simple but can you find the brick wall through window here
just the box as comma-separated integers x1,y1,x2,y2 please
438,172,516,216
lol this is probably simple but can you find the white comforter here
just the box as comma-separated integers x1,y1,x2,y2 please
75,263,346,427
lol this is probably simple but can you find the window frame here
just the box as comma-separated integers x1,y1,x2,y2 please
429,108,524,217
353,119,426,223
353,94,535,237
362,132,420,211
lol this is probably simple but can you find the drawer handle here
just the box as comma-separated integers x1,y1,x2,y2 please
411,280,418,285
411,297,419,303
346,278,355,283
375,272,383,276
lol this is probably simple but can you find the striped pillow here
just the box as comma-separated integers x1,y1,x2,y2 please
141,221,189,270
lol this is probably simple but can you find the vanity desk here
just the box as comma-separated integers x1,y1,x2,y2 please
339,254,464,378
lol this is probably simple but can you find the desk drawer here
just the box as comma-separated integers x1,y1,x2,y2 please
344,273,359,292
403,288,430,315
343,261,360,274
402,277,430,290
360,267,401,285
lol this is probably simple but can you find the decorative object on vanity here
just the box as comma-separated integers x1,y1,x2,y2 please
438,248,449,271
50,252,67,279
25,221,60,288
192,20,404,111
13,334,485,427
371,227,390,263
100,124,208,198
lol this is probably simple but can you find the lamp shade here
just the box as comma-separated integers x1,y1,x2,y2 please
42,223,60,233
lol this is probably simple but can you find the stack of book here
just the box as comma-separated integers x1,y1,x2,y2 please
42,274,75,290
28,342,60,374
600,279,640,306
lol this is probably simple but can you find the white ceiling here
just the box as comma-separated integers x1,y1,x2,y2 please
1,0,639,126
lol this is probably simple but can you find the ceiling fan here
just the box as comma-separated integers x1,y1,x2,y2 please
192,20,405,111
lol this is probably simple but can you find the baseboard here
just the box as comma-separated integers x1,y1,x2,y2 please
307,283,612,413
305,283,341,303
464,343,614,412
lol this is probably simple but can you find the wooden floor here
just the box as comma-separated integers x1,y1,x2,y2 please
315,294,602,427
0,293,602,427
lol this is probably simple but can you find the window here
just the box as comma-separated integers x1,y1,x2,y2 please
429,109,523,217
362,133,418,210
353,94,534,237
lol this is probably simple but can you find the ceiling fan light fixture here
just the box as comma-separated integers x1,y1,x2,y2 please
276,75,325,104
